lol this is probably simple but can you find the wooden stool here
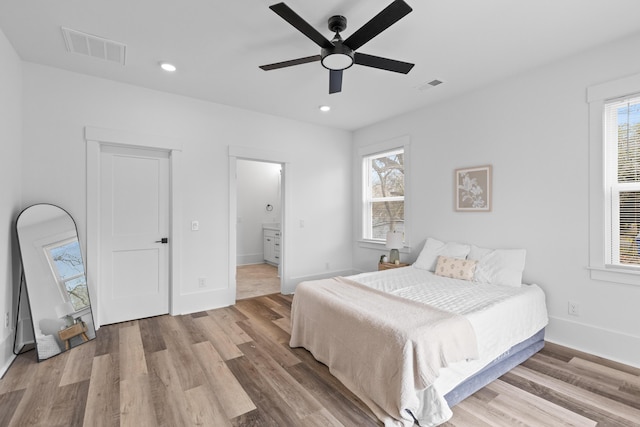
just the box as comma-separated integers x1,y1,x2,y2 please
58,322,89,350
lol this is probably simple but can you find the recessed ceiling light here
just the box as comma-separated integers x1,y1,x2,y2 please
319,105,331,112
159,62,177,72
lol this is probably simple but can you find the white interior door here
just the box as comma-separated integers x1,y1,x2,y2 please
99,146,169,324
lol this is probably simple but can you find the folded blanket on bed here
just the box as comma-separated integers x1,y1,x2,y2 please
290,276,479,426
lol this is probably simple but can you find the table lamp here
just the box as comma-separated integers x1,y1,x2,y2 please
55,302,75,327
386,231,403,263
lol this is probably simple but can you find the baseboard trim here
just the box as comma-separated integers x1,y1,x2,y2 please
0,333,18,379
546,315,640,369
237,253,264,266
0,354,16,379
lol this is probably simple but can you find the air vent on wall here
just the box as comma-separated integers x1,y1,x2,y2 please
61,27,126,65
416,79,443,91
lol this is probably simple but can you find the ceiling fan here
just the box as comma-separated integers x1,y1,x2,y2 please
259,1,415,94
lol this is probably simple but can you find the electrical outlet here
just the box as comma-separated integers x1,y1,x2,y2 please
568,301,580,316
5,312,9,328
198,277,206,288
191,220,199,231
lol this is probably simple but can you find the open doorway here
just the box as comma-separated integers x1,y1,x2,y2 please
236,159,282,300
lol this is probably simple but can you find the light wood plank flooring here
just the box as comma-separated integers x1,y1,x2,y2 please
236,263,280,300
1,294,639,426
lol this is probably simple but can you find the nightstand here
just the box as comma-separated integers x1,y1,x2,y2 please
378,262,410,271
58,322,89,350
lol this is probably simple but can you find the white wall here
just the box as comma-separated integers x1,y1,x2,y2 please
0,26,22,376
237,160,281,265
353,32,640,368
21,63,353,315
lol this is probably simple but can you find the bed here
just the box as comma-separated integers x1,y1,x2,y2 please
289,238,549,426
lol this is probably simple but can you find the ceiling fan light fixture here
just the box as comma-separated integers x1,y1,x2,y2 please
321,52,354,70
260,1,414,93
321,42,354,71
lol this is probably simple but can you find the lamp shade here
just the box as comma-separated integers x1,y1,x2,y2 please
385,231,403,249
55,302,75,318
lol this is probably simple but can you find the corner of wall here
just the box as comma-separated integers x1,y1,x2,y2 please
0,23,23,378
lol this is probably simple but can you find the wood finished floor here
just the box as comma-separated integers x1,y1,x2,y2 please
236,263,280,300
1,293,639,426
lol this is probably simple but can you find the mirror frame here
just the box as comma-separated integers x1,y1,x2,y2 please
15,203,96,361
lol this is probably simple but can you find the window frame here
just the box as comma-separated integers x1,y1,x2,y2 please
604,95,640,266
363,147,405,241
358,135,411,251
43,237,90,311
588,72,640,286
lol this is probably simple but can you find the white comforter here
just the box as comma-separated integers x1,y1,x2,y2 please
292,266,548,426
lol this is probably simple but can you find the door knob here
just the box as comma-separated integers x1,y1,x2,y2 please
155,237,168,244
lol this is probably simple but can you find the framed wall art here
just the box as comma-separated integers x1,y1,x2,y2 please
455,165,492,212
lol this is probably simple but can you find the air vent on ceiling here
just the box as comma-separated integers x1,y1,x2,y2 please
61,27,126,65
416,79,444,91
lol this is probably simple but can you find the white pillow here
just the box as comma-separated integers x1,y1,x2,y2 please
414,237,471,272
37,334,62,360
467,245,526,287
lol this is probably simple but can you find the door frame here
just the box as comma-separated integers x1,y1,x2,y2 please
229,146,292,298
85,126,183,327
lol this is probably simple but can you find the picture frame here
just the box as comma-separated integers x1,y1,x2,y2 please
455,165,492,212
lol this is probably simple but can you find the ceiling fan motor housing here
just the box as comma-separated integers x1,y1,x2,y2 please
320,15,354,70
328,15,347,33
321,15,354,70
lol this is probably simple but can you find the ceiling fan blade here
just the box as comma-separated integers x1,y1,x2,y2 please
343,0,412,51
329,69,343,94
269,3,334,50
354,52,414,74
260,55,321,71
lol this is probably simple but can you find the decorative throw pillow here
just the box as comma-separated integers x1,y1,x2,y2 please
413,237,471,272
467,245,526,287
434,255,477,281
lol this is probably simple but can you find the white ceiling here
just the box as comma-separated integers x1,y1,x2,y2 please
1,0,640,131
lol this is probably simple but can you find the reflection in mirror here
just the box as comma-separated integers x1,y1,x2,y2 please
16,204,96,361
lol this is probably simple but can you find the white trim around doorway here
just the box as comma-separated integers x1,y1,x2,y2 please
85,126,183,327
228,146,293,297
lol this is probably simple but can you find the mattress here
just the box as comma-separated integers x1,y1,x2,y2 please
443,328,545,407
341,266,549,425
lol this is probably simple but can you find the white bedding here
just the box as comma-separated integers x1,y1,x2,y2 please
290,276,479,427
346,266,548,425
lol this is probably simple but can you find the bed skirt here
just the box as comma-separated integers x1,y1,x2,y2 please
444,328,545,407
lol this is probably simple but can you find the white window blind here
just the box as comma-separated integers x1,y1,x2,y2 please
605,94,640,266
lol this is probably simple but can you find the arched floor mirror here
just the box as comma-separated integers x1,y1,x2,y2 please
15,204,96,361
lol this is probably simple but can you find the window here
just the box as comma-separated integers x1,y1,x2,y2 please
362,148,405,240
44,238,90,311
605,95,640,267
588,71,640,285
